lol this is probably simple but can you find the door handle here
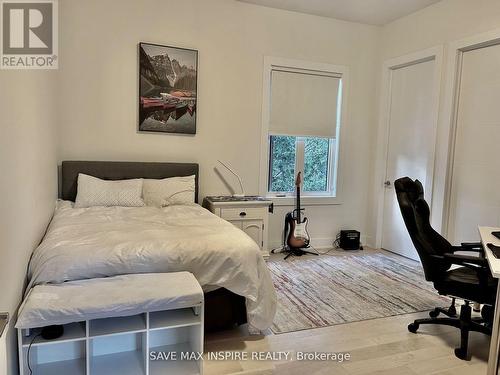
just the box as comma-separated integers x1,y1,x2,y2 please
384,180,391,187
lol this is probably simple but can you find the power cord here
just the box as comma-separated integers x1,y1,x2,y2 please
313,233,342,254
27,333,41,375
314,245,333,255
333,232,341,249
270,246,286,254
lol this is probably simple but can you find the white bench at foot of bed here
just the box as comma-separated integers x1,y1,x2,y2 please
16,272,204,375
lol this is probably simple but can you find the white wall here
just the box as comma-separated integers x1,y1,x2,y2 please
0,71,58,374
369,0,500,240
0,0,499,373
57,0,380,249
381,0,500,59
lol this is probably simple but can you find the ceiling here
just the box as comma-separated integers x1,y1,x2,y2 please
237,0,442,26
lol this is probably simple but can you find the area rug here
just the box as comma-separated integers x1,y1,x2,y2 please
268,250,449,334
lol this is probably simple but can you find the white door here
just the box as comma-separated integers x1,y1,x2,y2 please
381,58,438,260
448,44,500,244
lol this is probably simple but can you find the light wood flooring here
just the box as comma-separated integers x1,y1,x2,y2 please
205,311,490,374
204,249,491,375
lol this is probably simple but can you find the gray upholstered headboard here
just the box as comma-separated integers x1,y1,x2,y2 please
61,161,199,203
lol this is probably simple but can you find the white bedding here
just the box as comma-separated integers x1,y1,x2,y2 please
27,201,277,330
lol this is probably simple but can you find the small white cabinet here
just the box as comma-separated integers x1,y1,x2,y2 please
203,197,272,258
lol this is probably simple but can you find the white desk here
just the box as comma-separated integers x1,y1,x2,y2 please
478,226,500,375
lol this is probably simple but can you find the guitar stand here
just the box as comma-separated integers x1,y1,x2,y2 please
283,246,318,260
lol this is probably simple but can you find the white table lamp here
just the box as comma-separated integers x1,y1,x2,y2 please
217,160,245,198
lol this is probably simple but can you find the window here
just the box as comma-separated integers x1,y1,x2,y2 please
262,58,346,200
269,135,296,192
269,136,336,194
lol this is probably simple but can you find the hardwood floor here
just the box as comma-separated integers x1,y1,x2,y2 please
205,311,490,374
204,248,491,374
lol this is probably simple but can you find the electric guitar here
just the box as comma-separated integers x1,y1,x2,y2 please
285,172,310,249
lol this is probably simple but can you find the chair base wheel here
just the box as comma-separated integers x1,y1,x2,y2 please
408,323,419,333
429,309,439,318
454,347,469,360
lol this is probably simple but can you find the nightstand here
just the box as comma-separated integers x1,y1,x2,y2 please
203,196,273,258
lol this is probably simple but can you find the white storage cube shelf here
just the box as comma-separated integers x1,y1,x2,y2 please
18,306,204,375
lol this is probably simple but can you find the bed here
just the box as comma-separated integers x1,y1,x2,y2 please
26,161,276,332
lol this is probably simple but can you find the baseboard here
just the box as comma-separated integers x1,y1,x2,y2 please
269,235,373,252
269,237,333,250
362,235,374,249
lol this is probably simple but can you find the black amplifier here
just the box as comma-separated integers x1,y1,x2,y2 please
339,230,361,250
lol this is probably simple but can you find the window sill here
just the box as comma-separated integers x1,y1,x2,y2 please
266,195,342,206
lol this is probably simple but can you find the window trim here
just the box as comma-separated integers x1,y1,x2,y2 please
259,57,349,206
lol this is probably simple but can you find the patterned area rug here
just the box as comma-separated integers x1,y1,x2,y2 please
268,250,449,334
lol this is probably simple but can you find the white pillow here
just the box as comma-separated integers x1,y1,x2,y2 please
74,174,145,208
143,175,196,207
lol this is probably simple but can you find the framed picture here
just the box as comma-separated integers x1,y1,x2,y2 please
139,42,198,134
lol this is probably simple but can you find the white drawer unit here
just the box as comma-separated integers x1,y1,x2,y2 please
203,196,273,258
219,207,263,221
17,273,204,375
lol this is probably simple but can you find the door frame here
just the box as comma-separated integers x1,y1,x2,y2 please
440,28,500,238
374,46,444,249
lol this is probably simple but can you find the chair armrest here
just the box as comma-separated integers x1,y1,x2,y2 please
442,252,487,266
431,253,487,271
461,242,483,250
451,242,484,253
435,253,490,288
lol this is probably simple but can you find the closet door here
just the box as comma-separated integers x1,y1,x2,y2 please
448,44,500,243
381,58,437,260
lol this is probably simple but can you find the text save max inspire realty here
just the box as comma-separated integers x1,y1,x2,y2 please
149,351,351,362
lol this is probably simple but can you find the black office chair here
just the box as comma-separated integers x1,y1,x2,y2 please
394,177,497,360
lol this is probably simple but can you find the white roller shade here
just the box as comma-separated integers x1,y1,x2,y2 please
269,69,341,138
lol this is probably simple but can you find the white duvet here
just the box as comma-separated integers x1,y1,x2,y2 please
27,201,277,330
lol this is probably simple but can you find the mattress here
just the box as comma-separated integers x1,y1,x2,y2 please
27,201,277,330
